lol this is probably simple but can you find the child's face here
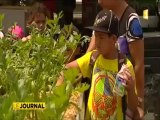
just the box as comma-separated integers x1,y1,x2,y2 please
33,13,46,30
95,31,116,55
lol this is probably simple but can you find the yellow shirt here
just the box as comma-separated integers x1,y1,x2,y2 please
77,51,135,120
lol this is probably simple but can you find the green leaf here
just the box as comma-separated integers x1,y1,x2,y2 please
53,83,67,97
0,48,6,70
74,83,90,93
64,68,79,84
6,67,18,82
0,14,4,30
0,93,16,120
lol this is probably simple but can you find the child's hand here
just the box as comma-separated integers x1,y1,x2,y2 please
22,35,31,42
120,65,135,93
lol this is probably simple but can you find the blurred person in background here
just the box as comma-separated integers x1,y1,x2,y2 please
62,0,76,25
57,0,76,26
22,1,80,62
22,2,51,41
42,0,56,18
27,2,51,31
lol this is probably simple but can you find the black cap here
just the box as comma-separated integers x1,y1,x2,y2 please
86,10,119,36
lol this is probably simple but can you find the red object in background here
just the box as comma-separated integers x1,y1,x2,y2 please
11,25,24,39
43,0,56,17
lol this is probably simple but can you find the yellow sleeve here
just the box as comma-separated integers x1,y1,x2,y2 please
76,51,92,78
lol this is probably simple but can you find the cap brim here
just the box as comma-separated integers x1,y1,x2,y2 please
85,26,110,34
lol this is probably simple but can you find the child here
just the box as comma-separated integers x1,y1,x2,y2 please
27,2,51,31
87,1,144,119
22,2,51,41
58,9,138,120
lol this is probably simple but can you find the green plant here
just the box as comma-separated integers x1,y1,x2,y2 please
0,14,4,30
0,13,89,120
